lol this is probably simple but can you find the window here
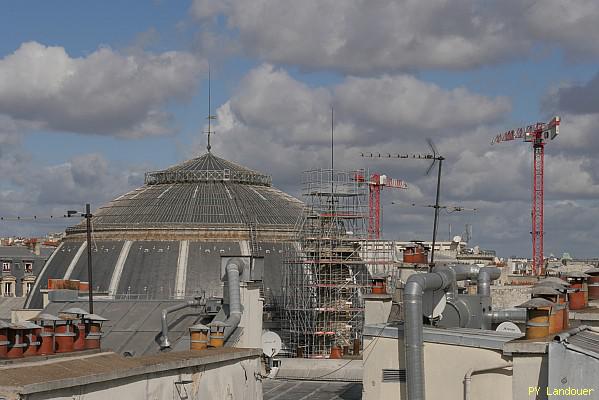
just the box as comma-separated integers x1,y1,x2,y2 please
26,281,33,294
3,282,12,296
24,262,33,273
2,262,10,272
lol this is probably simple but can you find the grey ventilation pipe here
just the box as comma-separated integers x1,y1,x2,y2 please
404,265,502,400
477,267,501,297
160,299,201,349
404,267,455,400
223,258,244,341
450,264,482,280
487,308,527,324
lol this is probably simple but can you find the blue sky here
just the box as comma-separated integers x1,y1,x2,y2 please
1,0,599,258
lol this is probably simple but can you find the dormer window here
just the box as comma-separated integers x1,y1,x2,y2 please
1,262,10,272
24,262,33,273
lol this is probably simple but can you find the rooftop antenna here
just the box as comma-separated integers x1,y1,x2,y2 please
331,106,335,210
426,138,445,269
205,65,216,153
331,106,334,172
361,138,445,270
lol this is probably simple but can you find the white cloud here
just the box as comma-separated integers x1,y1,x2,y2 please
0,147,144,237
522,0,599,57
189,64,599,257
0,41,206,138
191,0,525,73
196,65,510,194
191,0,599,73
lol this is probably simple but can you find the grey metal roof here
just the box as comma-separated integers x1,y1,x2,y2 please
364,323,523,350
585,267,599,275
0,297,25,320
548,326,599,395
263,380,362,400
566,271,590,278
517,297,555,308
42,300,203,357
0,246,46,260
562,328,599,358
25,240,288,309
145,152,271,186
67,153,302,233
530,286,562,296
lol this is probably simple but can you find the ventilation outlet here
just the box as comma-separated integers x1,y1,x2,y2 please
382,369,406,383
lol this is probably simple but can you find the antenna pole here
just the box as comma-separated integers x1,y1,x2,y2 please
331,106,334,210
430,157,443,269
207,66,212,153
85,203,94,314
331,106,334,172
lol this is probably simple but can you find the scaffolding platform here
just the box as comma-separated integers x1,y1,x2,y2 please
281,169,396,358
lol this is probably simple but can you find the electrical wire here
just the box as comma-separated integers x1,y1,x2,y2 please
0,215,73,221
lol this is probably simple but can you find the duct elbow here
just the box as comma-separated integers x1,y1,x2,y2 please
480,266,501,281
477,267,501,297
404,275,426,298
159,299,200,350
223,257,244,341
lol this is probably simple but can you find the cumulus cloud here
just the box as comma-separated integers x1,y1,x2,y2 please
32,153,144,206
222,64,508,146
521,0,599,57
0,147,144,237
554,72,599,116
191,0,526,73
191,0,599,73
188,64,599,256
195,64,510,191
0,42,206,138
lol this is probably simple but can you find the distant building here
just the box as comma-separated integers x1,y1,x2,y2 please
0,246,51,298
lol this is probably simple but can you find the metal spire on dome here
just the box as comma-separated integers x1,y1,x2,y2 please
205,65,216,153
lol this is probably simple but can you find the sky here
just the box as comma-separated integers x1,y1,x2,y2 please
1,0,599,259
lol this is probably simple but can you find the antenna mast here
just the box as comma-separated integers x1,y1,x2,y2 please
205,66,216,153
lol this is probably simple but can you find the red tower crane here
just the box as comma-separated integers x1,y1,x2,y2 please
356,173,408,239
492,116,560,275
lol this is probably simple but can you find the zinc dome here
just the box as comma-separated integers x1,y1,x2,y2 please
26,152,303,309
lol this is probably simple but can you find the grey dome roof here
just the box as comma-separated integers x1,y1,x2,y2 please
67,152,303,233
144,152,271,186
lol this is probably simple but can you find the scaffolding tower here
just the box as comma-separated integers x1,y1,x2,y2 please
282,169,393,358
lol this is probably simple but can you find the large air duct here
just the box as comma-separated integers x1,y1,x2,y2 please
487,308,527,324
223,258,244,342
404,267,455,400
404,264,503,400
477,267,500,297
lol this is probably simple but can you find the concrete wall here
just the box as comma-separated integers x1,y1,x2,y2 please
491,285,531,309
512,354,548,400
237,282,264,348
363,332,551,400
363,336,513,400
364,297,392,325
21,357,262,400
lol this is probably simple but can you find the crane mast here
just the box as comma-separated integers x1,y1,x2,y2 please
493,116,560,275
355,173,407,239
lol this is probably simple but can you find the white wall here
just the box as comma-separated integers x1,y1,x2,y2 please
24,358,263,400
363,335,514,400
238,282,264,348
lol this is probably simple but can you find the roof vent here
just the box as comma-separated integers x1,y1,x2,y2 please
382,369,406,383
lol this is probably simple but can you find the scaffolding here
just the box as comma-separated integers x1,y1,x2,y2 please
282,169,394,358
